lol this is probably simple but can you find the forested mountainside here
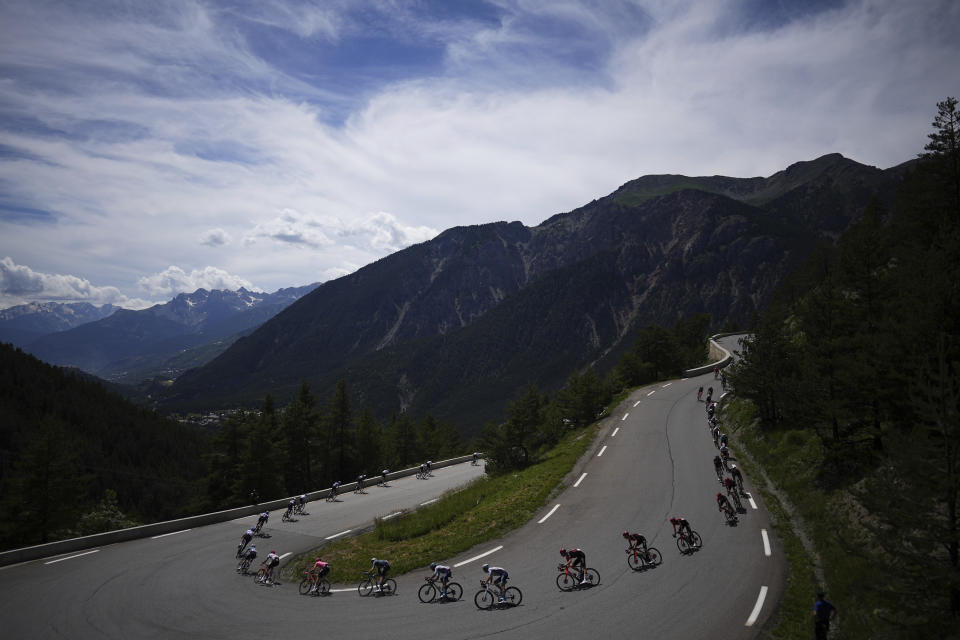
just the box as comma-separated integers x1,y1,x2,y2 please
25,283,318,383
727,97,960,637
166,154,909,433
0,343,208,550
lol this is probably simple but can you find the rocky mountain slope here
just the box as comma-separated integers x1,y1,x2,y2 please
166,154,910,432
0,301,118,348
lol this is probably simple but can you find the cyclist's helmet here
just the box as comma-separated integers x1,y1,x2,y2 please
621,531,629,538
430,562,437,570
481,563,489,572
729,464,737,470
271,550,276,554
249,545,256,550
371,557,377,563
560,548,567,555
716,492,723,499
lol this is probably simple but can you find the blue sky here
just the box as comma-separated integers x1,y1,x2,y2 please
0,0,958,309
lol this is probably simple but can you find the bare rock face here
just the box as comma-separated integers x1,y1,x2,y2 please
167,154,907,431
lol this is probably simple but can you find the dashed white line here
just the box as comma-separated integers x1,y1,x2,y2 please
325,529,352,540
745,585,768,626
330,587,355,593
633,400,641,407
151,529,190,539
573,473,588,488
597,445,608,457
662,382,672,388
454,545,503,567
621,413,629,421
44,550,99,565
279,552,292,560
381,511,402,520
647,390,656,396
539,504,562,523
611,427,620,437
747,493,758,510
420,498,438,506
761,529,771,557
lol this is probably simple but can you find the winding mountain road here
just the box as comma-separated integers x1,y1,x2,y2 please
1,336,784,638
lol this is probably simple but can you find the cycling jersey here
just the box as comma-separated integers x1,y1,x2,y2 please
432,564,452,580
372,559,390,574
244,548,257,560
266,552,280,567
487,567,508,583
626,533,647,548
564,549,586,566
242,529,254,542
723,477,736,492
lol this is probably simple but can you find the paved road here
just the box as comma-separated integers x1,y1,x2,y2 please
2,336,784,639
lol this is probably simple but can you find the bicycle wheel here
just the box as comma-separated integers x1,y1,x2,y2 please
677,536,690,554
358,580,373,597
556,572,576,591
382,578,397,595
256,568,269,583
474,589,494,609
690,531,702,548
503,586,522,607
584,568,600,586
627,551,643,571
299,578,312,595
444,582,463,601
646,548,662,566
418,583,436,603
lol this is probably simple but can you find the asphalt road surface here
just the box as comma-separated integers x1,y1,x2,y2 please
2,335,784,639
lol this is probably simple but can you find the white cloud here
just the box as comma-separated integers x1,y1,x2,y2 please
243,209,437,252
137,266,262,298
0,257,154,310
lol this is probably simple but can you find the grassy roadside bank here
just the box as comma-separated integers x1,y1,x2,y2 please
285,417,603,585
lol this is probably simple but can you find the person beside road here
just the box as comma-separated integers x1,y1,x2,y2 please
813,591,837,639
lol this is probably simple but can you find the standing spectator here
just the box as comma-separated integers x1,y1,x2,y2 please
813,591,837,639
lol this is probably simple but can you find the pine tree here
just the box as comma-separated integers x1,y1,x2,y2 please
921,96,960,220
325,380,355,479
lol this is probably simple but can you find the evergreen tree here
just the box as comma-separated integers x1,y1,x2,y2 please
920,96,960,220
384,411,420,468
281,381,318,493
325,380,355,479
355,408,383,471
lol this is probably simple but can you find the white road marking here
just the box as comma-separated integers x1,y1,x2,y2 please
453,545,503,567
747,493,758,510
279,552,292,560
420,498,438,506
745,585,768,626
44,550,99,565
325,529,352,540
574,473,588,487
647,390,656,396
597,445,608,457
662,382,672,388
330,587,355,593
539,504,562,523
621,413,629,421
761,529,771,557
633,400,641,407
612,427,620,437
151,529,190,539
381,511,402,520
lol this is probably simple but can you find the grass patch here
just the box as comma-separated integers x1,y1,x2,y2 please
285,422,599,585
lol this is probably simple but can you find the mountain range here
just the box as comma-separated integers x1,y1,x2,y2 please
0,302,118,348
163,153,910,434
14,284,318,383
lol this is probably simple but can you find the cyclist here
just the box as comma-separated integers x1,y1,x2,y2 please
309,557,330,594
706,402,716,418
670,516,693,541
238,527,255,556
370,557,390,592
284,498,295,519
560,548,588,584
260,550,280,584
472,452,479,465
716,492,735,520
356,474,366,493
254,511,269,533
723,476,738,498
239,544,257,573
729,464,744,492
719,432,728,448
622,531,651,562
380,469,389,485
418,462,427,479
427,561,453,598
426,460,433,474
297,494,307,514
714,365,719,379
330,480,341,499
719,444,730,467
697,386,703,401
713,455,724,482
481,563,509,602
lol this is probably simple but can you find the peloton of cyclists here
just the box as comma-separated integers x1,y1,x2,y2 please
560,548,588,584
481,563,509,602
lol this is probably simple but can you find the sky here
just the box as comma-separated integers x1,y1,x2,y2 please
1,0,958,310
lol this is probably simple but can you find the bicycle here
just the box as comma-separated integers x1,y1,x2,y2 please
418,576,463,603
474,581,522,609
281,509,296,523
358,571,396,596
256,566,278,585
625,546,662,571
676,530,703,554
236,557,254,575
354,479,366,494
556,564,600,591
416,469,428,480
299,570,331,596
728,490,743,512
721,504,738,526
326,488,339,502
377,475,389,488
